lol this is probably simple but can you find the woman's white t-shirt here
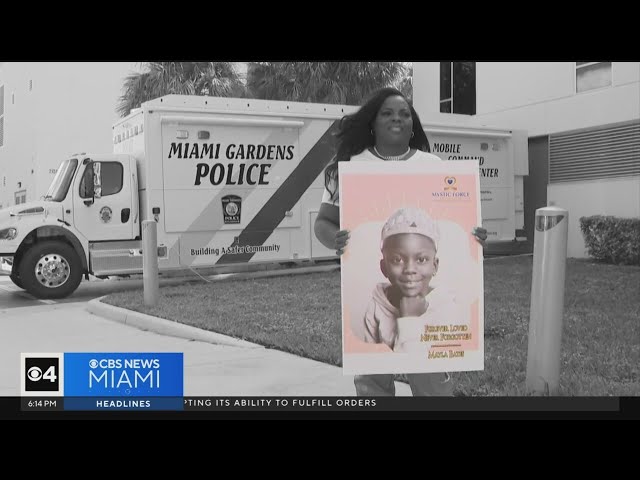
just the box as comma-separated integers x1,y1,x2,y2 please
321,149,442,207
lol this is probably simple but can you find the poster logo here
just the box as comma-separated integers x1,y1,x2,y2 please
222,195,242,224
444,176,457,191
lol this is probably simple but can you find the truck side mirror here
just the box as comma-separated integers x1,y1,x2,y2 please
93,162,102,200
83,162,94,206
83,160,102,206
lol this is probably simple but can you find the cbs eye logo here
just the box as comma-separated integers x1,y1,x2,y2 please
24,358,59,392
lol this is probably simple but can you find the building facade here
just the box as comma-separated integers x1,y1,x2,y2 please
413,62,640,258
0,62,141,209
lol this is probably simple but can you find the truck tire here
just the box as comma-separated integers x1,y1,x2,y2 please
18,241,83,299
9,274,24,289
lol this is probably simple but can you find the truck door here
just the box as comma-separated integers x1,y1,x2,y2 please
72,157,135,241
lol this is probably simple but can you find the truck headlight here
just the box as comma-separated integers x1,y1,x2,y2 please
0,228,18,240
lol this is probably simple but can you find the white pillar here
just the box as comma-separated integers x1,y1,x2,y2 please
142,220,159,307
526,206,569,395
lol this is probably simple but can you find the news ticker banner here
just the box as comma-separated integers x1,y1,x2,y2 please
21,352,184,411
17,396,624,413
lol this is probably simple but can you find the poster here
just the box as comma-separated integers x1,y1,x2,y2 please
339,160,484,375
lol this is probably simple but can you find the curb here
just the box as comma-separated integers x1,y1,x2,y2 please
166,263,341,284
484,253,533,261
87,296,264,350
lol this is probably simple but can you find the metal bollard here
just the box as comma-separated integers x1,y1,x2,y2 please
526,206,569,395
142,219,159,307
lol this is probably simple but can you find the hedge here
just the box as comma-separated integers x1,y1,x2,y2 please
579,215,640,265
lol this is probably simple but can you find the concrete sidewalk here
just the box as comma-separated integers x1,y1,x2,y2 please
1,297,411,398
85,296,412,397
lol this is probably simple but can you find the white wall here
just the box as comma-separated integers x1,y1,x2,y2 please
0,64,36,208
548,177,640,258
0,62,141,207
476,62,573,114
413,62,640,135
612,62,640,86
471,81,640,137
412,62,440,117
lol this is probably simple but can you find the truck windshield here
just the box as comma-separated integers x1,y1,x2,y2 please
44,158,78,202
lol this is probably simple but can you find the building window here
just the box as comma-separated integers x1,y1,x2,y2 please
440,62,476,115
15,190,27,205
576,62,612,93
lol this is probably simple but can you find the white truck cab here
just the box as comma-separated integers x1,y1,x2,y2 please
0,153,139,298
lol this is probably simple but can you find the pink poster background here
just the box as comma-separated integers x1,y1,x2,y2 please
339,162,483,374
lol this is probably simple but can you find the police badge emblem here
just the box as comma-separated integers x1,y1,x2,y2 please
221,195,242,224
100,206,113,223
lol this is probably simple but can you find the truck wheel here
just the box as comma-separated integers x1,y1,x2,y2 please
19,241,83,299
9,274,24,289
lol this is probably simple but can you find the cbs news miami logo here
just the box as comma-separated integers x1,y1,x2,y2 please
21,353,183,398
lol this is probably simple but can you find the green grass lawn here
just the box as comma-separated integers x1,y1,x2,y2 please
102,256,640,396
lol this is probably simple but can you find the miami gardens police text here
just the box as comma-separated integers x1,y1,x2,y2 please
169,141,295,186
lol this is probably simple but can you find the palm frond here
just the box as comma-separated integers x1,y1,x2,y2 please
118,62,410,117
243,61,408,105
117,61,247,117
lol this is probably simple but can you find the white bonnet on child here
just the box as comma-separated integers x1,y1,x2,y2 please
381,207,440,251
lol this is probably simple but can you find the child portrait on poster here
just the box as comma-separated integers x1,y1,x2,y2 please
361,207,463,354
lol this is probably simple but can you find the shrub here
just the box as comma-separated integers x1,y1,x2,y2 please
579,215,640,265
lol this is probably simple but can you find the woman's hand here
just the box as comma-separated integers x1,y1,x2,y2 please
335,229,350,255
472,226,488,248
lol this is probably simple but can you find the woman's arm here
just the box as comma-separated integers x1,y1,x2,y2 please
314,203,350,254
314,203,339,249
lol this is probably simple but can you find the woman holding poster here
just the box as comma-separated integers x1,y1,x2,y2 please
314,87,487,396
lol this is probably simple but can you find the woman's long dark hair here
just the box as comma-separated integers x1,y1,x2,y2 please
324,87,430,199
